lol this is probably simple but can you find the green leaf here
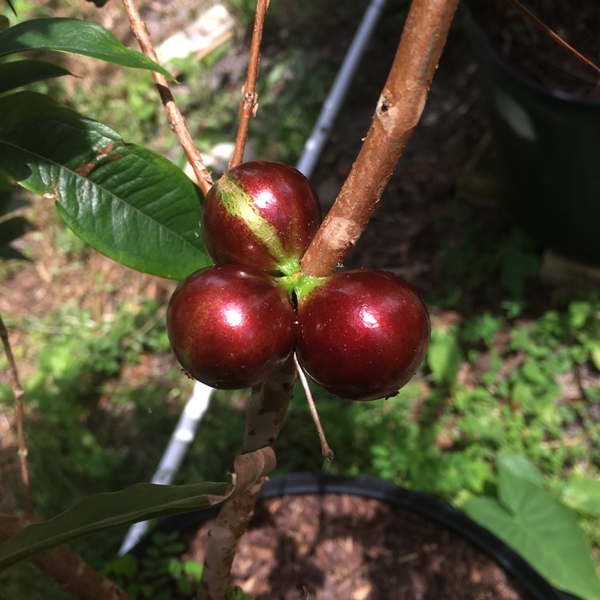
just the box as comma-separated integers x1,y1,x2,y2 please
427,328,464,386
0,169,13,216
0,244,28,260
0,112,210,279
498,454,544,496
166,557,183,577
562,479,600,517
590,341,600,372
0,16,10,33
0,215,28,245
103,553,139,579
183,560,203,583
0,18,174,80
465,483,600,600
0,446,276,573
0,59,72,94
0,481,229,572
177,577,194,596
0,91,73,133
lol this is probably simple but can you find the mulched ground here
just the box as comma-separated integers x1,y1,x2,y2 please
184,493,535,600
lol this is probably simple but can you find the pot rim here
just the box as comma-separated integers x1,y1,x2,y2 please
459,0,600,109
131,472,579,600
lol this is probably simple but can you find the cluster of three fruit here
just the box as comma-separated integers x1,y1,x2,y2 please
167,161,430,401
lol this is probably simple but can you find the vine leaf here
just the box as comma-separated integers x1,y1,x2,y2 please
0,107,211,280
0,447,276,572
0,18,175,80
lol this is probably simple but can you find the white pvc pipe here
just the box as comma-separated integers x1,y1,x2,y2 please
117,381,213,556
296,0,388,179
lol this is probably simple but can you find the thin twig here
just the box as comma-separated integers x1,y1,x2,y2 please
0,313,33,519
504,0,600,77
228,0,269,170
294,353,334,462
121,0,214,195
301,0,460,277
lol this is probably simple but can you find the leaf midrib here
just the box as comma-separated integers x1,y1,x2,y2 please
0,138,201,252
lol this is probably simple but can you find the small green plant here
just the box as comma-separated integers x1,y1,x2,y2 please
103,531,204,600
465,455,600,600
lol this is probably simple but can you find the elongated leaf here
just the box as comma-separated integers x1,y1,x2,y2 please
0,16,10,33
0,91,73,133
590,341,600,372
0,215,28,244
0,245,27,260
0,113,210,279
562,479,600,517
0,59,72,94
465,481,600,600
0,482,227,571
0,18,174,80
0,169,12,216
0,447,276,572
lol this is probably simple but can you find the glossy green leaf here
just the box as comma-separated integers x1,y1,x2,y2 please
0,18,174,80
465,469,600,600
0,168,12,216
0,91,73,133
0,215,28,244
590,341,600,372
0,59,72,94
0,112,210,279
562,479,600,517
0,481,228,572
0,446,276,572
0,245,27,260
427,327,463,386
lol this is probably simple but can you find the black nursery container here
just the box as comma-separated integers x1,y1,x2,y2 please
461,0,600,267
132,473,580,600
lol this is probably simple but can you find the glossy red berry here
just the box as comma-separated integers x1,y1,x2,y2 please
295,269,430,401
167,265,296,389
201,160,321,276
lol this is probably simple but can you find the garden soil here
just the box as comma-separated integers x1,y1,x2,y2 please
183,493,535,600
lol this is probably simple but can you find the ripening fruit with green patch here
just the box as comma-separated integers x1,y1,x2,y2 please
201,160,322,276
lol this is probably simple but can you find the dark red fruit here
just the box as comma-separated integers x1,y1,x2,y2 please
295,269,430,401
167,265,296,389
201,160,321,276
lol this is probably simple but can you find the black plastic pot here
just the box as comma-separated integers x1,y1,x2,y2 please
132,473,579,600
460,0,600,267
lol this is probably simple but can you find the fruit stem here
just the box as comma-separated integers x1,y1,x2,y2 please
278,258,302,277
293,353,334,462
293,274,329,304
